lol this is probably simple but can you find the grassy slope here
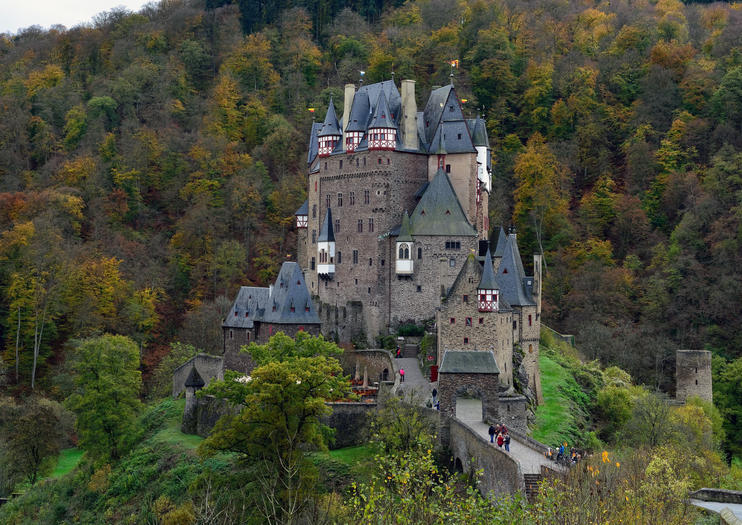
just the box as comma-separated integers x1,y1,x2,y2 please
531,352,580,447
49,448,84,479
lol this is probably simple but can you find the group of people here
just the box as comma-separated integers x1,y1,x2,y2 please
488,423,511,452
545,443,582,465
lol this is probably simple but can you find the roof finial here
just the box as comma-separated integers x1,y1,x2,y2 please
359,70,365,86
450,72,454,86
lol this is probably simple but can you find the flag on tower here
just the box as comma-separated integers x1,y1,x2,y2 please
449,59,459,68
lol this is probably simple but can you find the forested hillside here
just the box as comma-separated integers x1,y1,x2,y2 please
0,0,741,451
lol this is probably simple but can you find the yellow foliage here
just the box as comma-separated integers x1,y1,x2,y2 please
574,8,616,54
57,156,96,187
87,464,112,493
0,221,35,258
24,64,64,98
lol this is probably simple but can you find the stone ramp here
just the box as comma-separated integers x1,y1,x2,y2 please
393,357,433,399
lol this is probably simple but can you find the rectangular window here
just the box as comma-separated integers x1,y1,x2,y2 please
335,219,340,232
364,190,370,204
513,320,517,329
463,294,468,303
381,259,385,266
464,337,469,344
337,251,342,264
529,314,532,326
311,257,315,270
325,195,330,209
479,317,484,325
312,204,316,218
339,160,343,169
357,219,363,233
465,317,472,327
445,164,451,173
416,285,422,292
449,258,456,267
445,241,461,250
418,247,422,259
369,258,373,266
450,318,455,324
349,191,355,205
338,193,343,207
368,218,374,232
311,230,316,243
353,250,358,264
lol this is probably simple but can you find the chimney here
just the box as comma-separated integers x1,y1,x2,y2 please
401,80,418,150
342,83,355,150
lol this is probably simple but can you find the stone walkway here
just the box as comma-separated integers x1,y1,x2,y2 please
393,356,561,476
691,499,742,520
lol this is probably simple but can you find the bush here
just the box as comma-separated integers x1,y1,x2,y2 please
397,323,424,337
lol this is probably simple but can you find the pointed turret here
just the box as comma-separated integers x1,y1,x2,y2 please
396,211,414,275
295,200,308,229
472,113,492,191
317,208,335,276
497,230,535,306
368,91,397,150
477,247,499,312
318,98,341,156
493,226,507,257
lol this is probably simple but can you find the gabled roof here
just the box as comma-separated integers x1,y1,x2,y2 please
318,208,335,242
295,199,308,216
368,91,397,130
317,98,341,137
497,233,535,306
397,211,413,242
185,365,205,388
261,262,321,325
422,85,454,145
478,247,499,290
345,80,401,133
410,168,476,236
306,122,322,164
439,350,500,374
493,226,508,257
223,262,320,328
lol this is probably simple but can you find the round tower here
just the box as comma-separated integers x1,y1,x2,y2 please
675,350,712,404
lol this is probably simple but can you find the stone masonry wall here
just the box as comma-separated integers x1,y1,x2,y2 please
339,349,394,384
389,234,479,331
437,260,513,387
317,300,364,343
498,395,528,433
426,153,478,225
439,371,499,423
172,354,224,398
255,323,321,344
321,402,377,449
676,349,713,403
448,417,525,498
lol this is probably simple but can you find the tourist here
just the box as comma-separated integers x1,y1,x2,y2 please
504,432,511,452
488,424,496,443
432,387,437,400
396,346,401,358
399,368,405,383
497,433,504,448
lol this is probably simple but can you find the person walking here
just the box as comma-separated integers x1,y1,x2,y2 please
399,368,405,383
497,433,504,448
488,424,496,443
504,432,511,452
396,346,401,358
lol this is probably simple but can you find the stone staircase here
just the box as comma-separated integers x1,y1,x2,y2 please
523,473,542,502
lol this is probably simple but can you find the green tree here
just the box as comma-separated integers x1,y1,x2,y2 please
66,335,142,460
199,333,349,524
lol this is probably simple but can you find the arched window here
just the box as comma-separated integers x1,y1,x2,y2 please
399,245,405,258
404,246,409,258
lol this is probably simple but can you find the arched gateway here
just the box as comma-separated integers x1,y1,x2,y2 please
438,350,500,423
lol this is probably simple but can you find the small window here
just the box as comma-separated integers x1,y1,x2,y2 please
339,160,343,169
337,251,342,264
272,305,276,312
416,285,422,292
357,220,363,233
528,314,532,326
445,164,451,173
463,295,468,303
363,157,366,166
312,230,316,243
353,250,358,264
513,320,517,329
338,193,343,207
465,317,472,326
234,311,238,316
503,267,508,274
305,305,310,312
311,257,315,270
457,133,462,140
368,287,371,294
369,258,373,266
463,337,469,344
387,158,390,165
449,105,454,112
350,191,355,205
450,318,455,324
229,329,233,339
326,195,331,209
335,219,340,232
368,218,374,232
364,190,370,204
418,247,422,259
381,259,385,266
312,204,317,218
449,258,456,267
290,306,295,312
378,158,382,164
245,312,248,317
479,317,484,325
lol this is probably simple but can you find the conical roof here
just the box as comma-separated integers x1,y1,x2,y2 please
471,114,489,147
318,208,335,242
317,98,341,137
497,233,535,306
397,211,413,242
410,168,476,236
493,226,508,257
295,199,308,216
478,247,499,290
433,129,447,155
369,91,397,129
185,365,205,389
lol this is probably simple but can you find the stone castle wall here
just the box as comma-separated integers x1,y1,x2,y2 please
172,354,224,398
676,349,713,403
438,371,499,423
339,349,394,384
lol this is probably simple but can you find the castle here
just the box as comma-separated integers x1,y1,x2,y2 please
294,78,543,402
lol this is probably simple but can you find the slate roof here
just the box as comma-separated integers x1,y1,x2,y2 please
410,168,476,236
493,226,508,257
295,199,308,216
397,211,413,242
317,97,341,137
497,233,535,306
318,208,335,242
368,91,397,129
468,115,490,148
306,122,322,164
185,365,205,388
223,262,320,329
478,247,499,290
346,80,401,133
439,350,500,374
422,85,453,145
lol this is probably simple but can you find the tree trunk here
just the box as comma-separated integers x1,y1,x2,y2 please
30,300,47,390
15,305,20,383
